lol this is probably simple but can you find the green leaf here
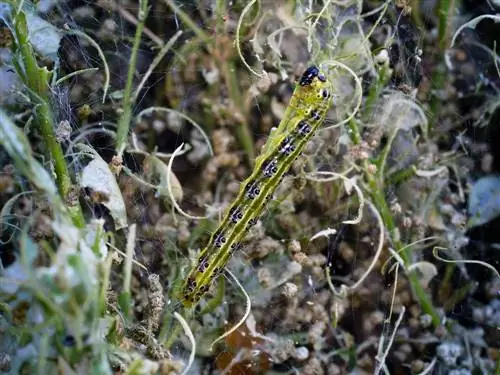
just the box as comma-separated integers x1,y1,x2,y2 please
25,10,62,63
1,2,62,64
0,109,64,211
12,11,52,94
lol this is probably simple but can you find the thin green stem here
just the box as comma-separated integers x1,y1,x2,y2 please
36,105,68,194
347,118,362,145
164,320,181,350
199,277,225,315
115,0,149,158
387,166,417,185
437,0,452,51
349,118,440,326
223,59,255,163
215,0,227,35
362,63,390,122
164,307,192,350
13,10,84,227
410,0,425,31
163,0,255,163
163,0,210,42
429,0,458,132
369,181,440,326
428,62,446,129
376,128,398,182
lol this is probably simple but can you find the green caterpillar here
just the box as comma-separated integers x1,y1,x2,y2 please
180,66,333,307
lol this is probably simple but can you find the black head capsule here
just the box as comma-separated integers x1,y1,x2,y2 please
246,180,261,199
229,206,244,223
262,158,278,177
279,136,296,155
299,66,319,86
296,120,312,136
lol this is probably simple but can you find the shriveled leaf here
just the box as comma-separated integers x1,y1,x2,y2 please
24,10,62,62
81,156,128,230
142,154,184,203
407,261,438,289
332,22,372,74
0,2,62,63
372,92,428,133
387,130,419,175
468,175,500,228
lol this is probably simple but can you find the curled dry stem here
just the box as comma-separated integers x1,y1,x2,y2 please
350,201,384,291
129,133,192,159
115,0,149,158
236,0,267,78
450,15,500,48
65,29,110,103
167,144,208,220
122,224,137,295
136,106,214,157
132,30,183,103
173,312,195,375
106,241,148,272
414,166,448,178
374,306,406,375
433,246,500,280
417,357,437,375
305,170,364,225
55,68,99,86
380,236,442,275
387,262,399,322
209,269,251,351
267,26,308,58
325,200,384,298
310,227,337,242
321,60,363,130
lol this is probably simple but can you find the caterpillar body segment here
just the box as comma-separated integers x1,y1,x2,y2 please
180,66,333,308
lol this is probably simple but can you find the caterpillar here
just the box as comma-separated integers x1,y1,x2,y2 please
180,66,333,307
